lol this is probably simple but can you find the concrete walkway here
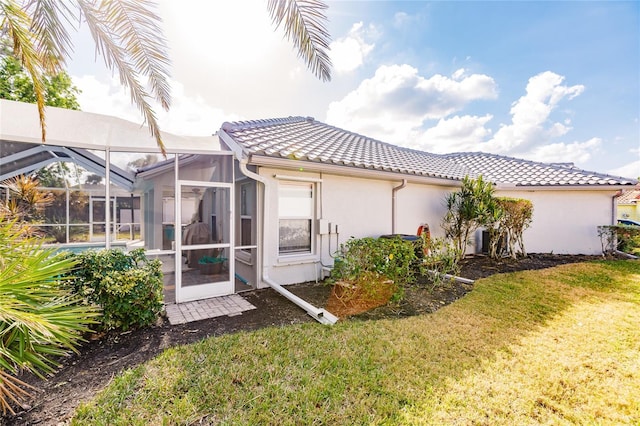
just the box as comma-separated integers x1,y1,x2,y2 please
165,294,256,325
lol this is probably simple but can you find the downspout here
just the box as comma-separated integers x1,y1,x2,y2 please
612,190,622,225
219,130,338,325
392,179,407,234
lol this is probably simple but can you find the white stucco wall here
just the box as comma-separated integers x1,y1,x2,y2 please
494,189,616,255
394,183,456,239
258,167,456,286
257,165,619,286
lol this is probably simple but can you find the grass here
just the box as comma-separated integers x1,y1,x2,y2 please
72,260,640,425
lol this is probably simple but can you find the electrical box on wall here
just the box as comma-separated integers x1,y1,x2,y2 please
318,219,329,235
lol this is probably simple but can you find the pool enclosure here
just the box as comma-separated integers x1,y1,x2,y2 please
0,99,258,303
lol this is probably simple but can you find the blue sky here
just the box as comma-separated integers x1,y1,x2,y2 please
68,1,639,178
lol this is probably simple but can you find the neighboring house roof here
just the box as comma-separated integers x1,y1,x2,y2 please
220,116,636,187
618,189,640,204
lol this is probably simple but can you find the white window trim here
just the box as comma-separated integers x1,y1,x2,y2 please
277,181,315,257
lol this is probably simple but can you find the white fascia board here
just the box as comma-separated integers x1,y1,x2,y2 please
248,155,461,188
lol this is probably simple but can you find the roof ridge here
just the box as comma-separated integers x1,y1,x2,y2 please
221,116,309,132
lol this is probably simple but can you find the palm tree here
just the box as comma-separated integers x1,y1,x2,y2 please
0,0,332,155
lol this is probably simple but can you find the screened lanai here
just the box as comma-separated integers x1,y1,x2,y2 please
0,99,259,303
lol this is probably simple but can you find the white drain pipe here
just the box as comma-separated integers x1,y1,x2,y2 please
220,130,337,324
391,179,407,234
263,276,338,325
238,159,337,325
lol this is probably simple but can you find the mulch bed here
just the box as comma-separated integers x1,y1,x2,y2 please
2,253,623,425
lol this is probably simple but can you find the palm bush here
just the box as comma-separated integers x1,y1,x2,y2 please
0,217,99,415
442,176,496,259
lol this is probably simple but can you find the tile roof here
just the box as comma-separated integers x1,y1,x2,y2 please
618,189,640,204
222,117,471,180
441,152,634,186
221,116,635,187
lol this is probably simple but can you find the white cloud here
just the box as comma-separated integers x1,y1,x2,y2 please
325,64,497,142
609,160,640,179
609,148,640,178
525,137,601,164
73,75,240,137
325,68,605,167
329,22,376,73
74,75,141,122
393,12,413,29
413,114,494,153
486,71,584,153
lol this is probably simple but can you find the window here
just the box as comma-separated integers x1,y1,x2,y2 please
278,182,313,255
240,183,253,251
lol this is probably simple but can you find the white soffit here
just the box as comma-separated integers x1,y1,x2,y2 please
0,99,221,153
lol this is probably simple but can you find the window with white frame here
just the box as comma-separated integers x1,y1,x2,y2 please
278,182,313,255
240,183,253,251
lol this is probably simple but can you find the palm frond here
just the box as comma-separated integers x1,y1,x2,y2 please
0,219,99,414
25,0,76,74
267,0,332,82
0,0,47,141
77,0,170,155
106,0,171,110
0,369,34,415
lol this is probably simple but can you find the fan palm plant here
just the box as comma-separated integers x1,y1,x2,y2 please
0,0,332,154
0,217,99,414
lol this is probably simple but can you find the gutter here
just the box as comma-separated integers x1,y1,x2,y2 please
218,129,338,325
392,179,407,234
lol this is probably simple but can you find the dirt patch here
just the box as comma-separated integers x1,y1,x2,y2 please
2,253,617,425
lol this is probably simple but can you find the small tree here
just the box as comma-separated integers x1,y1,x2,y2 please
487,198,533,259
442,176,496,260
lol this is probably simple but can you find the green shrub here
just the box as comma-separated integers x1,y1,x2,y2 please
597,225,640,256
67,248,164,331
616,226,640,255
331,236,418,297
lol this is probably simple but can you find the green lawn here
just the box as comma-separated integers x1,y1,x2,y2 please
72,260,640,425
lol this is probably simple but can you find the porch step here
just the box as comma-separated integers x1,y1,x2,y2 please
165,294,256,325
